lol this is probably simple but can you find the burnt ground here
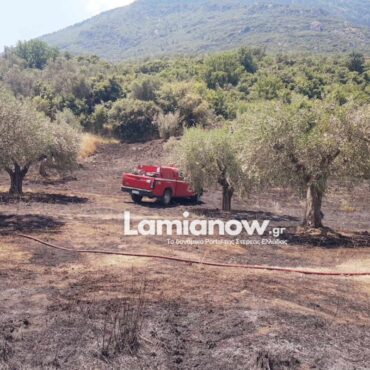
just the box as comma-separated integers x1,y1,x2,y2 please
0,140,369,370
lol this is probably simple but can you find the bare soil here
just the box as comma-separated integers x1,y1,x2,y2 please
0,140,369,370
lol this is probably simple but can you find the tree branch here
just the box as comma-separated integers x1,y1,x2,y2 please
287,152,310,183
21,162,32,177
322,149,341,168
4,167,13,176
273,143,307,176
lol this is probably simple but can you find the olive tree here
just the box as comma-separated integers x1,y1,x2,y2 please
0,92,80,194
168,127,247,211
237,101,370,228
12,40,59,69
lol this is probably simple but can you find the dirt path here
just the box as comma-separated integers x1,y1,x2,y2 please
0,141,369,369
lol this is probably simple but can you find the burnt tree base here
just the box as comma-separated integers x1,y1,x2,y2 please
303,184,323,228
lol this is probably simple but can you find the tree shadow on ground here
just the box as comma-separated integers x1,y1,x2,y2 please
0,214,65,235
0,192,88,205
284,228,370,248
28,175,78,186
193,209,369,248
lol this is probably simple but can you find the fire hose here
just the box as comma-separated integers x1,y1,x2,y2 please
17,234,370,277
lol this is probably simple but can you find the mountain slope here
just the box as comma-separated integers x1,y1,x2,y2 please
41,0,370,60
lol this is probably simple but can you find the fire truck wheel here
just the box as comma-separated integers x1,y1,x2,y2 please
161,189,172,206
131,194,143,204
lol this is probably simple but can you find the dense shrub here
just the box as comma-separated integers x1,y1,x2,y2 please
158,81,214,127
109,99,160,142
347,52,365,74
130,76,161,101
10,40,59,69
1,45,369,144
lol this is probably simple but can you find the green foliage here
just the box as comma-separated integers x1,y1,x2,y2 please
168,126,247,210
206,90,237,120
346,52,366,74
130,76,161,101
238,48,258,74
12,40,59,69
109,99,160,142
169,127,244,191
203,52,244,89
0,91,50,170
92,75,124,104
158,81,214,127
254,75,283,100
32,95,58,120
235,100,370,226
294,69,325,99
1,65,39,97
88,104,109,133
326,84,370,106
1,41,369,145
0,90,80,193
55,109,81,131
1,31,369,220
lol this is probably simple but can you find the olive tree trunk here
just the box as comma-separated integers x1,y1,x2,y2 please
222,185,234,212
303,183,323,228
39,158,48,177
6,164,29,195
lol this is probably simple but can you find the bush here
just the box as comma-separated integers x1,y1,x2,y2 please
203,52,244,89
254,75,283,100
238,47,258,73
347,52,365,74
12,40,59,69
109,99,160,142
88,104,109,133
55,108,81,130
158,81,214,127
48,123,81,174
130,76,161,101
92,75,123,104
207,89,238,120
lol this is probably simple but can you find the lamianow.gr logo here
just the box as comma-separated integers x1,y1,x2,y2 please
123,211,285,237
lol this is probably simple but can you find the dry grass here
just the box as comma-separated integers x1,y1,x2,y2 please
97,277,147,359
79,134,118,159
156,111,182,140
339,200,357,213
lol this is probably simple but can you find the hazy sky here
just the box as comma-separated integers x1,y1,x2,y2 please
0,0,136,51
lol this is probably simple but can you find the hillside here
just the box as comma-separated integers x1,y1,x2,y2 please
40,0,370,61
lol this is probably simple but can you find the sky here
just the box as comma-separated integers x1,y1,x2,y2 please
0,0,136,51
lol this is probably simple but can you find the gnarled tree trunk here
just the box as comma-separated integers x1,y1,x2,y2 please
6,164,29,195
222,185,234,212
217,162,234,212
303,183,323,228
39,158,48,178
